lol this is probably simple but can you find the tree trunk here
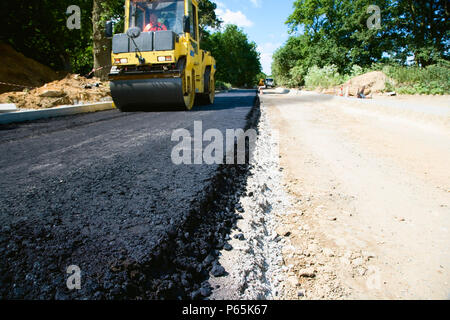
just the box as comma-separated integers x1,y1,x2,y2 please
92,0,111,80
59,53,72,72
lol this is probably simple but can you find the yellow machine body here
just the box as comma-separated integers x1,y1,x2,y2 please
109,0,216,110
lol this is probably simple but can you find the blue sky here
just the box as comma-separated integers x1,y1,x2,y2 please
214,0,295,75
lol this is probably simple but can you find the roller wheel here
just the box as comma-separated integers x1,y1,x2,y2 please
183,70,195,110
196,73,215,106
207,74,215,104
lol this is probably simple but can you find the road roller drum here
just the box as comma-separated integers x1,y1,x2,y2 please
106,0,215,111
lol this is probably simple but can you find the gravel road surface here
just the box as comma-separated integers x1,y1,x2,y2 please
0,90,258,299
263,90,450,299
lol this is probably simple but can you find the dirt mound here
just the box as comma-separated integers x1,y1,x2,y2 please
318,71,391,97
342,71,389,96
0,74,111,109
0,42,62,94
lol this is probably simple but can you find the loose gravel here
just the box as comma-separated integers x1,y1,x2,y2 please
210,99,293,300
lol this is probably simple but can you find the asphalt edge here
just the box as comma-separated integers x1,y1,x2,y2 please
100,92,262,300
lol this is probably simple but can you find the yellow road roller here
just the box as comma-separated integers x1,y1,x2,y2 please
107,0,216,111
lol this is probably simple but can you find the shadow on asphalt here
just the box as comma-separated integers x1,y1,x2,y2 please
259,89,290,95
119,89,257,113
193,89,257,112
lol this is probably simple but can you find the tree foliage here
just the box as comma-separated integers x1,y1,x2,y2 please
202,25,261,87
1,0,95,73
198,0,222,35
273,0,449,86
390,0,449,66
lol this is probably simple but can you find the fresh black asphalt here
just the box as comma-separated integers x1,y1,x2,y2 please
0,90,259,299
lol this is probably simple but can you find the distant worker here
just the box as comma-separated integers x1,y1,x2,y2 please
144,13,167,32
258,78,265,94
357,85,366,99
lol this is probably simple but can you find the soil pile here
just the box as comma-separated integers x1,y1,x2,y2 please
0,43,61,94
319,71,391,96
0,74,111,109
343,71,389,96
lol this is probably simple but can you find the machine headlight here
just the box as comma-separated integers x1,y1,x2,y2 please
110,66,119,74
114,58,128,64
158,56,172,62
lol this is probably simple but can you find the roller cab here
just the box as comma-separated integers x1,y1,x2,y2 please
108,0,216,111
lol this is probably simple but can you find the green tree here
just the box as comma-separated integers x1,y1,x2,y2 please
92,0,124,80
272,35,309,86
286,0,392,72
198,0,222,38
390,0,449,66
273,0,449,86
203,25,261,87
1,0,94,73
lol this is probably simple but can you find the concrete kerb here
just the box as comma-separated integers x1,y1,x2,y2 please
0,104,18,113
0,102,115,125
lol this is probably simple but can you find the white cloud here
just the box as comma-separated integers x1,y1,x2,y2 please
258,42,282,75
215,1,226,9
259,42,281,53
260,52,273,75
215,8,254,27
249,0,261,7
